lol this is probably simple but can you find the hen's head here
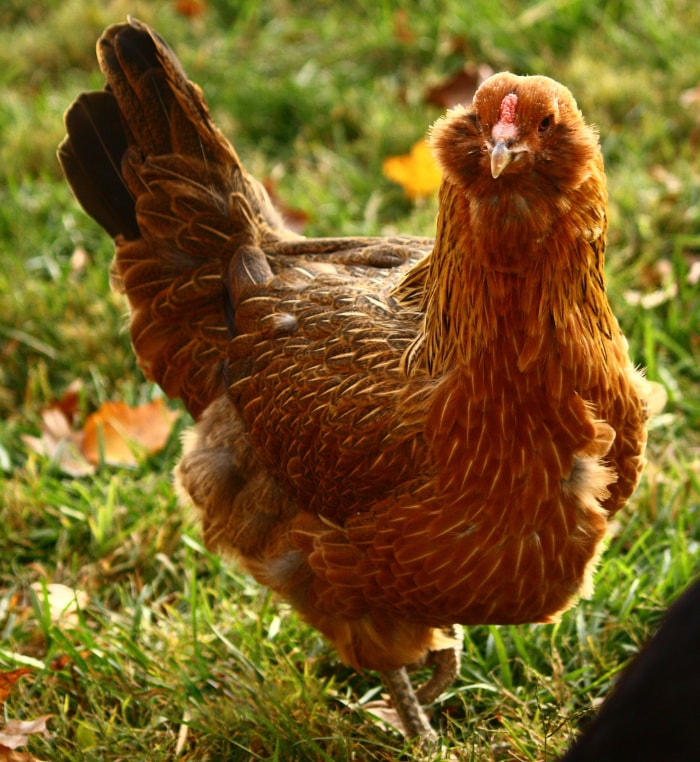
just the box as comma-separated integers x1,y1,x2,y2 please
430,72,601,195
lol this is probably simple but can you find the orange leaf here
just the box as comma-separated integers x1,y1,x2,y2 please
382,139,442,200
82,399,179,467
0,670,32,709
174,0,207,18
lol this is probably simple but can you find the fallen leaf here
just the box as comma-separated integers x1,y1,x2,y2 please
0,715,52,751
53,379,83,424
21,408,93,477
174,0,207,18
30,584,88,628
82,398,179,467
425,62,494,109
363,699,406,736
393,9,415,43
362,700,461,760
382,139,442,200
623,258,683,309
48,656,71,671
0,746,40,761
0,670,32,709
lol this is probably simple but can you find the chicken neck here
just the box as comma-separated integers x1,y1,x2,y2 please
418,177,616,384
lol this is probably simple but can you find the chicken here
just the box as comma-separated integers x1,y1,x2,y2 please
58,18,658,745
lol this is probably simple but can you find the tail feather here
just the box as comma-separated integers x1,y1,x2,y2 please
59,91,138,240
58,18,286,418
96,20,238,170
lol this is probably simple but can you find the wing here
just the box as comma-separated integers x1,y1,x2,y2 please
226,240,434,523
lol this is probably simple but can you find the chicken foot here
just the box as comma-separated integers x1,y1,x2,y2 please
380,625,463,745
415,624,464,705
381,666,438,747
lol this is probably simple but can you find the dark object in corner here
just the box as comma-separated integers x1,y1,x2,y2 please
561,577,700,762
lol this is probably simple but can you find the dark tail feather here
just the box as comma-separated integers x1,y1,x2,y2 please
58,17,249,244
97,18,240,170
58,91,138,240
57,18,292,419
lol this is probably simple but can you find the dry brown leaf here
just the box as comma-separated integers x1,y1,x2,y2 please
362,699,459,759
649,164,683,197
0,746,40,762
624,283,678,309
425,63,494,109
23,385,177,471
82,398,179,467
0,715,52,753
21,408,93,477
624,258,679,309
54,379,83,423
382,139,442,200
0,671,32,709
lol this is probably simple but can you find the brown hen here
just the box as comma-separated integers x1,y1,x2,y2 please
58,19,658,745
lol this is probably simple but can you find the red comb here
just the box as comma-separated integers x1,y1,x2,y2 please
492,93,519,141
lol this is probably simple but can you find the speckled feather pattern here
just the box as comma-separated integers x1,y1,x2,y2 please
59,23,656,674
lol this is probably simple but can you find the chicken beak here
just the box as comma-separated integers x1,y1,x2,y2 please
490,140,513,179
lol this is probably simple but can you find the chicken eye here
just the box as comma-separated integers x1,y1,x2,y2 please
539,115,553,132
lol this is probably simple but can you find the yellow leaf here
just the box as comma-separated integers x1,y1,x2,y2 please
82,399,178,467
382,139,442,200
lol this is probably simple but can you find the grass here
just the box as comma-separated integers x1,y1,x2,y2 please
1,0,699,759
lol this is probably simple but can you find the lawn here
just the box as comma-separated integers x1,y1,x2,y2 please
1,0,699,759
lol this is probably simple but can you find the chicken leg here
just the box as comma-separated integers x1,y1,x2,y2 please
380,625,463,745
382,667,438,746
